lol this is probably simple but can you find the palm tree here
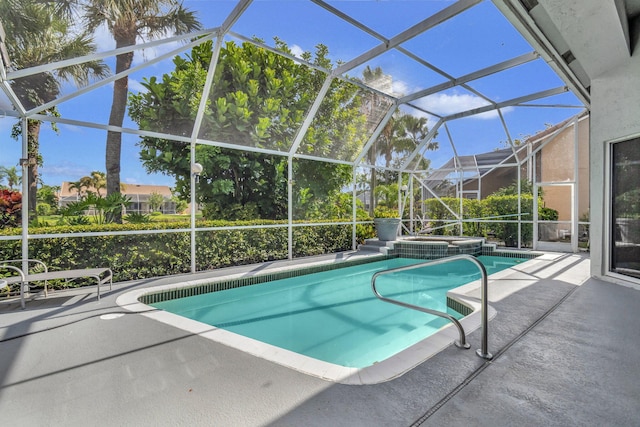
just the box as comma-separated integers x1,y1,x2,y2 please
4,0,109,222
397,114,437,170
68,180,86,197
362,66,393,214
0,166,22,190
59,0,201,222
78,171,107,196
89,170,107,196
377,113,410,169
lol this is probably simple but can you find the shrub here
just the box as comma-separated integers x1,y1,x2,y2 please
483,195,534,246
373,206,399,218
0,190,21,229
0,220,371,286
125,212,152,223
421,195,559,247
36,202,52,217
421,198,460,236
65,215,91,226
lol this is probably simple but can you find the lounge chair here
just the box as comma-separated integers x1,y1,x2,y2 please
0,259,112,309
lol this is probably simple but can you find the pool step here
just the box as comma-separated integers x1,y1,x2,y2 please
358,239,396,254
337,314,450,367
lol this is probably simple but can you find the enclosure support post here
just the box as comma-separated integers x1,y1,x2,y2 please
190,144,197,274
409,175,414,235
352,167,357,250
572,118,579,253
21,117,29,303
517,164,522,248
287,160,293,260
189,35,224,274
533,156,539,251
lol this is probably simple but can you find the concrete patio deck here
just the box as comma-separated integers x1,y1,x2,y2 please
1,251,639,426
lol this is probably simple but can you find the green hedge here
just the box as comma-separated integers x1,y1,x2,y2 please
0,220,376,292
421,195,556,246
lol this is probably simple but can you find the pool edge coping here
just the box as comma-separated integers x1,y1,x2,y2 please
117,285,496,385
115,253,544,385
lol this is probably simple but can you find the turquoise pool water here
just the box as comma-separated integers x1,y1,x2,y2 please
152,256,526,368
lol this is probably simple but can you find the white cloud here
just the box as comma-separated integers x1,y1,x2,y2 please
418,92,489,116
384,73,516,121
290,44,305,59
391,80,409,98
93,24,116,53
415,92,512,120
93,23,183,68
41,164,91,180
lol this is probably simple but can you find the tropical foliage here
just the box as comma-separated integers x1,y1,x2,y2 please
55,0,202,222
3,0,108,222
0,190,22,229
68,171,107,196
129,40,365,220
360,66,436,214
373,206,400,218
60,192,131,225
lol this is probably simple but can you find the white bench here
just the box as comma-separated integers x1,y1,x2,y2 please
0,259,112,309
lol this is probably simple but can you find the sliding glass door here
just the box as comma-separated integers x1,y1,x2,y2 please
611,137,640,279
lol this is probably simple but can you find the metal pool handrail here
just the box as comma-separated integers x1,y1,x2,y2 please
371,254,493,359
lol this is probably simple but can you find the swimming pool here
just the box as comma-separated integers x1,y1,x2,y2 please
117,251,541,385
146,256,525,367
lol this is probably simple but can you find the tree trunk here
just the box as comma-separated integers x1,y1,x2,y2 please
106,41,134,223
368,141,377,216
27,119,40,223
369,169,377,216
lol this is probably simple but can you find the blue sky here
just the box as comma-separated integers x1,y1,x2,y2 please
0,0,584,189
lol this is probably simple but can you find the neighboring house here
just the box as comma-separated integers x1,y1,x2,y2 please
58,182,177,214
423,112,590,222
529,112,590,223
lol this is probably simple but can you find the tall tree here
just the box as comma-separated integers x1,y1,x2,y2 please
401,115,438,152
60,0,201,223
3,0,108,222
361,66,392,214
394,114,438,171
129,39,365,220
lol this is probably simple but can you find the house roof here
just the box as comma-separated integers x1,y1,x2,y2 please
425,147,520,182
426,111,589,183
59,182,172,198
